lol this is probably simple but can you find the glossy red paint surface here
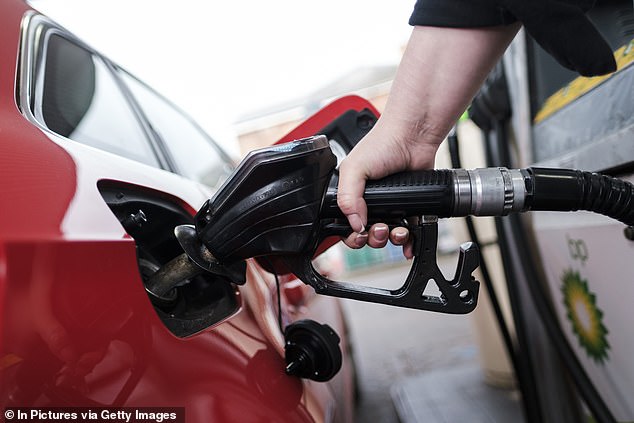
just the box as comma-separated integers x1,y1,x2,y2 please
1,3,360,421
276,95,380,145
2,241,315,422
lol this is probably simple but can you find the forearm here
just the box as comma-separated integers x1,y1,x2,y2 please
380,24,520,167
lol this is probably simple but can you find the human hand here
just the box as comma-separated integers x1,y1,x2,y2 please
336,24,520,256
337,117,441,257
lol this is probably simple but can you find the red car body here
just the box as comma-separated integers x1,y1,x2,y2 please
0,2,377,421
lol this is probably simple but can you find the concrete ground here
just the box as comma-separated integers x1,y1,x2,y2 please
340,255,522,423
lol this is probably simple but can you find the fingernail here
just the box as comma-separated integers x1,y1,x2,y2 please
394,229,407,243
354,232,368,247
348,214,365,233
374,226,388,241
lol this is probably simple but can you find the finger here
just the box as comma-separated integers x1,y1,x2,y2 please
390,227,409,246
342,231,368,249
390,226,414,259
368,224,389,248
337,158,369,233
403,242,414,259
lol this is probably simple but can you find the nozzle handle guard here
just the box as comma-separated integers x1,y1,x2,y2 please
283,217,479,313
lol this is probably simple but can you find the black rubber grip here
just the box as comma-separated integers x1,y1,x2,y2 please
322,170,455,220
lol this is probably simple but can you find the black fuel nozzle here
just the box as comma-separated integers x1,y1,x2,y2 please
187,135,634,314
194,136,337,264
193,135,527,265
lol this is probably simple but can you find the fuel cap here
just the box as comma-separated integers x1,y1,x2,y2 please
284,319,342,382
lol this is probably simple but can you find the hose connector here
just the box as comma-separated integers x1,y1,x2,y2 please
452,168,528,217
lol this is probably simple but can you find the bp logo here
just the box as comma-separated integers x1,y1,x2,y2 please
561,270,610,363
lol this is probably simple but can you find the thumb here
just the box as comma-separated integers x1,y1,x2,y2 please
337,158,368,233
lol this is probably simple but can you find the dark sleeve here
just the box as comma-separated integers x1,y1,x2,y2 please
408,0,616,77
409,0,517,28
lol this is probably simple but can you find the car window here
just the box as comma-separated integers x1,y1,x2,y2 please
34,33,160,167
116,70,234,190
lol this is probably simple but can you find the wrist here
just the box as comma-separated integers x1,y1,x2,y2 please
373,113,444,169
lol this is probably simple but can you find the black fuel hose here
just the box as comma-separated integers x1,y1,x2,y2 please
526,167,634,225
323,167,634,227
